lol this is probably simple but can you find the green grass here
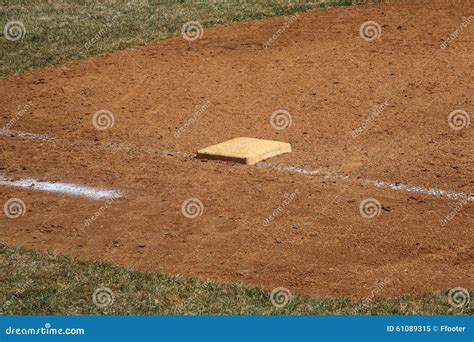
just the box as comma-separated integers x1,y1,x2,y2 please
1,0,382,77
0,243,471,315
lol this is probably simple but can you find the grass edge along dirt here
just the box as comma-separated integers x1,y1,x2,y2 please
0,243,472,315
1,0,383,77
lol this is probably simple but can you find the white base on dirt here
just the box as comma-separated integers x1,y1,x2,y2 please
197,137,291,165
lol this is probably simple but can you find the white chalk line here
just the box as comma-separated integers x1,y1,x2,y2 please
2,129,473,202
0,128,191,158
0,128,54,141
0,176,122,200
263,164,474,202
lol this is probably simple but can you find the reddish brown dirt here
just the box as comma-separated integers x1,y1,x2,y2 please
1,0,473,298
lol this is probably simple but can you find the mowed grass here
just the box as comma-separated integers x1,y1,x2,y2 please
1,0,382,76
0,243,472,315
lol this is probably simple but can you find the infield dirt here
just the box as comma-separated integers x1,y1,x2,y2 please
1,0,473,298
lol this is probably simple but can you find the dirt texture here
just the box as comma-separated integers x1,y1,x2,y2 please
1,0,473,298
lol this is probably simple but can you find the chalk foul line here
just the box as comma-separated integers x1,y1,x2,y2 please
2,128,473,202
0,128,55,141
0,175,122,200
261,163,474,202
